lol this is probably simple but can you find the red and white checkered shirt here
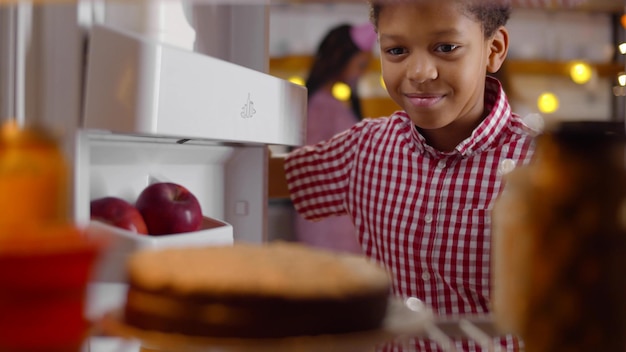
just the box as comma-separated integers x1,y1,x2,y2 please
285,77,536,350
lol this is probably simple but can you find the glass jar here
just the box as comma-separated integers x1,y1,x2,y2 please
492,121,626,351
0,120,69,234
0,121,100,352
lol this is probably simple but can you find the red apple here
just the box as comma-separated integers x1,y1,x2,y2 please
90,197,148,235
135,182,203,236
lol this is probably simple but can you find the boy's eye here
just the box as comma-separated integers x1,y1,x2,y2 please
386,47,406,56
436,44,458,53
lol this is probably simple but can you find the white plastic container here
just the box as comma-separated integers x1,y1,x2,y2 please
86,217,232,282
74,130,268,243
82,24,306,146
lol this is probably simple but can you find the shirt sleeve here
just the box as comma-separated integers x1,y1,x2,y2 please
284,122,365,222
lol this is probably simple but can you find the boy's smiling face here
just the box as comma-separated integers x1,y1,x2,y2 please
377,0,508,151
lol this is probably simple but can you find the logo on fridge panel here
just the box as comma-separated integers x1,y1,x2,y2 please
241,93,256,119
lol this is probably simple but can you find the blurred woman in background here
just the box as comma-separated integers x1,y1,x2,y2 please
294,22,377,253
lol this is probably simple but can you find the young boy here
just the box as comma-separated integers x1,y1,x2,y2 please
285,0,537,350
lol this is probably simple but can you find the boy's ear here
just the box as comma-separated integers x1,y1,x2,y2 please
486,26,509,73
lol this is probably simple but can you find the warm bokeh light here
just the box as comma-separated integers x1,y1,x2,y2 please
537,92,559,114
569,61,592,84
332,82,351,101
621,13,626,29
619,72,626,86
288,76,305,86
619,43,626,55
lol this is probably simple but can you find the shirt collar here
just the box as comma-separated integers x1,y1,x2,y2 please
404,76,512,158
456,76,512,157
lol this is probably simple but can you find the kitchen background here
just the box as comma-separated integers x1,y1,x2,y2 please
0,3,622,350
0,0,624,242
269,2,622,122
267,0,626,242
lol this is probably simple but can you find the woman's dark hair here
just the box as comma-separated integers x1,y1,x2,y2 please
369,0,511,38
306,24,365,120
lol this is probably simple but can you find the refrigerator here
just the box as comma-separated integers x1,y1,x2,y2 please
0,1,306,350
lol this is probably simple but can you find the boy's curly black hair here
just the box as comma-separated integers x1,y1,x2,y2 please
369,0,512,38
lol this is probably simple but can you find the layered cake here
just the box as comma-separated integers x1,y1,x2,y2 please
123,242,391,338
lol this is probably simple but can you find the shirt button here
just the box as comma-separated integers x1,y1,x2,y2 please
421,272,431,281
405,297,426,312
437,160,446,169
424,214,433,223
498,158,516,176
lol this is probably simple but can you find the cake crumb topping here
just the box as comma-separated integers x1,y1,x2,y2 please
127,242,391,299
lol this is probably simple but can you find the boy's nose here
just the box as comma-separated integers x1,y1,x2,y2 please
406,55,438,83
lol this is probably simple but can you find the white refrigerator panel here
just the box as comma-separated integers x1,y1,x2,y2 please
83,24,306,146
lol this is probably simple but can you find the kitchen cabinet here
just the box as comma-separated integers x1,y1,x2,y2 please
507,59,623,77
271,56,624,78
